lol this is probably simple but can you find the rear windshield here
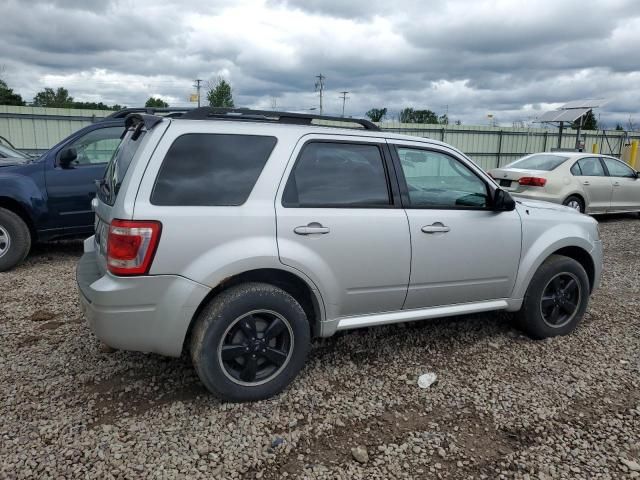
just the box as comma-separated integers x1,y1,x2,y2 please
98,128,147,206
506,154,568,171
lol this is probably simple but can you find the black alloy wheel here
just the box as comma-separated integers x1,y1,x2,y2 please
540,272,581,328
218,309,294,386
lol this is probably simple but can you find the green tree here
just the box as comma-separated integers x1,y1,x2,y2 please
365,108,387,122
399,107,439,124
615,123,624,131
145,97,169,108
0,79,25,106
572,110,597,130
438,113,449,125
207,78,234,108
33,87,74,108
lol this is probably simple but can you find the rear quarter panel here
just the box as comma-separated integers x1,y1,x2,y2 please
130,121,310,290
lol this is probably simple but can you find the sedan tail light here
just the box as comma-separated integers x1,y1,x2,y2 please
107,219,162,276
518,176,547,187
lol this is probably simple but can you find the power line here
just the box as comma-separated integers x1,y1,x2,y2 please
339,91,349,117
314,73,325,115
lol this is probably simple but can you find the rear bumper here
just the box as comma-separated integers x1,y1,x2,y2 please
76,239,210,357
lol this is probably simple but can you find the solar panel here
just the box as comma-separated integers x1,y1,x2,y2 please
537,107,591,123
560,99,606,109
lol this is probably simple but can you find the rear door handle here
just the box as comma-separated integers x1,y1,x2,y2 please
294,223,330,235
582,181,590,185
613,181,621,186
421,223,450,234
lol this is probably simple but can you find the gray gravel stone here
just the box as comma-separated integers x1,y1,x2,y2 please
1,217,639,479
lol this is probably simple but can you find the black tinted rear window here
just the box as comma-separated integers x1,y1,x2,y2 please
151,134,277,206
506,154,568,171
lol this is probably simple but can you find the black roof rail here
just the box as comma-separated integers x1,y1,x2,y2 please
105,107,194,119
179,108,380,131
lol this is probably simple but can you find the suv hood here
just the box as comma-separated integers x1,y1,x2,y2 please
0,157,29,167
516,198,578,214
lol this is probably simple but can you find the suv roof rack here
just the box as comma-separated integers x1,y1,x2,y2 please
105,107,193,119
179,108,380,131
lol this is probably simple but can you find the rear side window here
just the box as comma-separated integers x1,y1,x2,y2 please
99,128,147,206
151,134,277,206
506,154,568,171
282,142,391,208
576,157,605,176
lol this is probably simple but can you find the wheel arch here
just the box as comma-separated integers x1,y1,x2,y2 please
182,267,325,353
0,196,36,240
551,246,595,292
512,229,597,300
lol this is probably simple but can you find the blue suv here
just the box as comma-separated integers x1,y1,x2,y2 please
0,108,188,271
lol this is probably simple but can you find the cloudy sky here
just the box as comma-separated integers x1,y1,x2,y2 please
1,0,639,127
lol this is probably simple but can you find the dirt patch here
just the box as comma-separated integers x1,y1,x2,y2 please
268,405,526,479
30,310,58,322
37,320,65,331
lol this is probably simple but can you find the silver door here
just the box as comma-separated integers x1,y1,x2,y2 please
392,145,522,309
601,157,640,211
276,137,410,319
574,157,612,212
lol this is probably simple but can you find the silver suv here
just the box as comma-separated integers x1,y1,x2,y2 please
77,109,603,402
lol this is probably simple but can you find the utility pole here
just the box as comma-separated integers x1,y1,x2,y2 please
193,79,203,107
314,73,325,115
339,91,349,117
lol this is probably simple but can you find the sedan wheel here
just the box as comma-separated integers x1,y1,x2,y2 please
563,195,585,213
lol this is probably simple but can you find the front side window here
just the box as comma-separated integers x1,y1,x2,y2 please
151,134,276,206
396,148,489,208
282,142,391,208
65,126,123,165
602,158,636,178
575,157,605,176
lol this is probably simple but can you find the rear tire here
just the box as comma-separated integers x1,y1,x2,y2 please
515,255,590,339
190,282,311,402
563,195,585,213
0,207,31,272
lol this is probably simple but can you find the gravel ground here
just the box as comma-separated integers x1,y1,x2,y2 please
1,216,639,479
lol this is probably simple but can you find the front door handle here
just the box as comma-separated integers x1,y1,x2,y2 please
613,181,621,186
583,181,590,185
421,223,450,234
294,223,330,235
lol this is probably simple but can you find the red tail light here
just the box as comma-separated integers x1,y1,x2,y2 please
518,176,547,187
107,219,162,276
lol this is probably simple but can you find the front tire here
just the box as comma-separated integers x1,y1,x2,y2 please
190,282,311,402
516,255,590,339
0,207,31,272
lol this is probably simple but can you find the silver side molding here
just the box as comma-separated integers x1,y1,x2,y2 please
335,299,509,331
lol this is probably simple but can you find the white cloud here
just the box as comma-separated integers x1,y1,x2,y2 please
0,0,638,127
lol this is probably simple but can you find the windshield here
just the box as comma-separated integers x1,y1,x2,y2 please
506,154,569,171
98,128,146,205
0,144,29,159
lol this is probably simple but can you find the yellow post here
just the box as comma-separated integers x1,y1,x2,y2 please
592,143,599,154
630,140,639,169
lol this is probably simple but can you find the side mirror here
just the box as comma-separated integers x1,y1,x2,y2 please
58,147,77,168
493,188,516,211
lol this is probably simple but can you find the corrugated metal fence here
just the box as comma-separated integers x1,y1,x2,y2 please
1,106,639,169
381,122,640,170
0,106,112,154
